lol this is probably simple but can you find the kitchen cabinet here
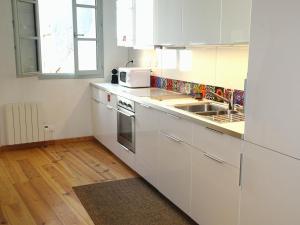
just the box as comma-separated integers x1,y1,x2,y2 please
157,130,191,214
91,98,102,142
240,142,300,225
154,0,183,45
220,0,252,43
182,0,221,45
244,0,300,159
116,0,134,47
135,103,160,187
191,147,240,225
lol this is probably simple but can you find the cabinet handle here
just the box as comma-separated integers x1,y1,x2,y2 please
106,105,114,110
140,104,151,109
206,127,224,135
203,153,225,164
161,132,183,143
166,113,181,120
239,153,244,187
92,98,101,104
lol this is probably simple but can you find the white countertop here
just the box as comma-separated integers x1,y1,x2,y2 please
91,83,245,139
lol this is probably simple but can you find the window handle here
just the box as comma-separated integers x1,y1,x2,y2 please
74,33,84,37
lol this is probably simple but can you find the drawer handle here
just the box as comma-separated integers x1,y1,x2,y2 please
140,104,151,109
92,98,101,104
206,127,224,135
203,153,225,164
106,105,114,110
161,132,183,143
166,113,181,120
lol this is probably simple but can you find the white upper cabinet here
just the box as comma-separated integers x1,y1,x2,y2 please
244,0,300,159
154,0,183,46
135,0,154,48
117,0,251,47
220,0,252,44
182,0,221,45
116,0,135,47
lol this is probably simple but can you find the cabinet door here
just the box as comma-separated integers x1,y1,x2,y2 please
91,99,101,142
221,0,252,43
240,142,300,225
244,0,300,159
154,0,183,45
191,148,240,225
98,101,106,143
157,131,191,214
102,105,118,155
135,104,160,187
182,0,221,45
116,0,134,47
135,0,154,47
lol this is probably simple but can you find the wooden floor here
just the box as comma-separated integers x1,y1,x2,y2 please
0,140,137,225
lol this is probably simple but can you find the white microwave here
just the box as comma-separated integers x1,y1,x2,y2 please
118,67,151,88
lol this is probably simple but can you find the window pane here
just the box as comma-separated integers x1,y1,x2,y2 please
39,0,74,74
76,0,95,6
76,7,96,39
20,39,38,73
78,41,97,71
17,2,36,37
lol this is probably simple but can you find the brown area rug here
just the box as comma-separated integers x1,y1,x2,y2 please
73,178,197,225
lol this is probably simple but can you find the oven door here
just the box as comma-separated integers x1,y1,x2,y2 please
117,107,135,153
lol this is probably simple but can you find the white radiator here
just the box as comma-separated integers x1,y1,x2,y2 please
5,103,46,145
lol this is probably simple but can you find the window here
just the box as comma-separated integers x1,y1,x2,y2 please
12,0,103,78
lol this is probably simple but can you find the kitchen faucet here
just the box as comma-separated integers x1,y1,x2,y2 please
210,91,234,110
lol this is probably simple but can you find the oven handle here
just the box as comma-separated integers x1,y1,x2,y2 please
117,109,135,118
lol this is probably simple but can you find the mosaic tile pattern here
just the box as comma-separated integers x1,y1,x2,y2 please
150,76,245,106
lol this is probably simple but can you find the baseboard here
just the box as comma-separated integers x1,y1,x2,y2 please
0,136,96,151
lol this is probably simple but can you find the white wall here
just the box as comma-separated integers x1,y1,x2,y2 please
130,46,249,90
0,0,128,146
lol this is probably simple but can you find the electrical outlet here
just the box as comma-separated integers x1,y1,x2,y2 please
43,124,55,141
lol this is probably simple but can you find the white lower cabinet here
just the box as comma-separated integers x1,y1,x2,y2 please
157,131,191,214
91,98,102,142
191,147,240,225
240,142,300,225
135,103,160,187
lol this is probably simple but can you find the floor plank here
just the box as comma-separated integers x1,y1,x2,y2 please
0,140,137,225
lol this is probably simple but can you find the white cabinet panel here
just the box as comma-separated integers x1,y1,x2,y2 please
191,148,240,225
135,103,160,187
157,131,191,214
240,142,300,225
182,0,221,45
91,98,101,142
116,0,134,47
154,0,183,45
221,0,252,43
244,0,300,159
160,112,194,145
193,124,242,168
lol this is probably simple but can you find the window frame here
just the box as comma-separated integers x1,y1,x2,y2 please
12,0,104,79
12,0,42,77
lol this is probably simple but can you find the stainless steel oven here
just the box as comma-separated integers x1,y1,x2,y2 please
117,96,135,153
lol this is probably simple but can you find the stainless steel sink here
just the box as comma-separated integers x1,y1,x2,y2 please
174,103,244,123
175,103,227,113
196,110,239,116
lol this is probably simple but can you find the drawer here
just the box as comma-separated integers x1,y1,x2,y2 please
92,87,117,107
92,87,106,103
159,112,194,145
193,124,242,168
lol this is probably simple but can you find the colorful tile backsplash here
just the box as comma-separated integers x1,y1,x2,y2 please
150,75,245,106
